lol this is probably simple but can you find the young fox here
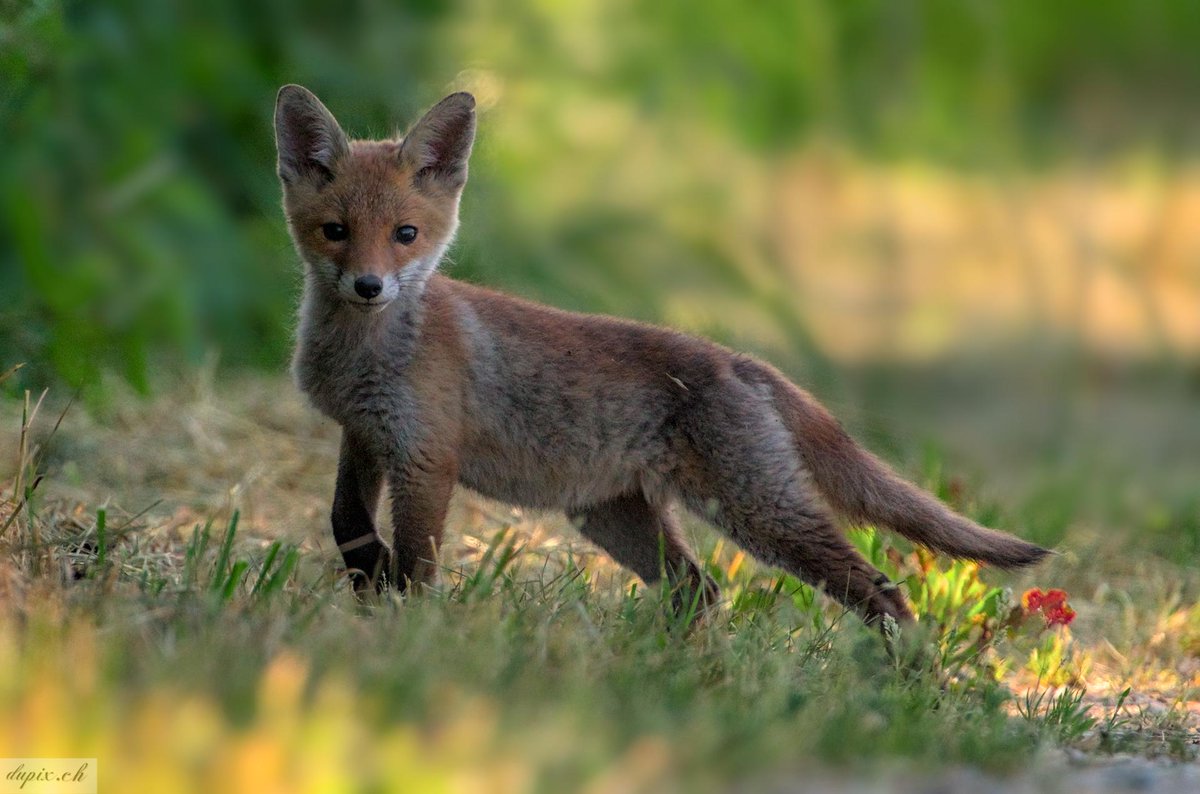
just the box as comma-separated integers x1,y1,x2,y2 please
274,84,1048,628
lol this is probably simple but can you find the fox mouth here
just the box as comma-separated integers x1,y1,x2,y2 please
348,299,390,314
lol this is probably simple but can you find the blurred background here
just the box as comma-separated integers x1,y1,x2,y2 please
2,1,1198,555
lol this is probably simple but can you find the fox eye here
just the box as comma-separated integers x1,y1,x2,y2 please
394,225,418,245
321,222,348,241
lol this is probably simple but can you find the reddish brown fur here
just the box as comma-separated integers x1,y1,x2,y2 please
283,141,460,286
275,85,1048,631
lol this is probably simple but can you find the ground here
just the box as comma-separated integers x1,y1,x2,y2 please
1,361,1198,792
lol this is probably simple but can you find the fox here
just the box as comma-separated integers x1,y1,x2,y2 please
274,84,1049,629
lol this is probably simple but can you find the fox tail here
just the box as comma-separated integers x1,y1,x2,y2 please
761,365,1049,569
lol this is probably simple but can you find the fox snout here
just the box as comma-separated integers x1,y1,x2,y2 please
354,275,383,299
335,268,398,310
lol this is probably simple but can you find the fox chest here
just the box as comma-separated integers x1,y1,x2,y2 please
294,341,421,444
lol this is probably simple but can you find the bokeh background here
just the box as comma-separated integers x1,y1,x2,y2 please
2,0,1199,553
3,4,1200,788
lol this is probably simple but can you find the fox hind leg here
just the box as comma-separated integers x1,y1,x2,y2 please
569,492,720,616
691,483,912,626
677,384,914,627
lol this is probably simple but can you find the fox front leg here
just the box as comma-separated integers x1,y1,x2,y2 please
386,448,456,591
331,430,392,592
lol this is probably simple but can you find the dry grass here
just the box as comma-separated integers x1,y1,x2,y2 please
2,367,1199,792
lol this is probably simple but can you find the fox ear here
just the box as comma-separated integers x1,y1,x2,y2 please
275,85,349,186
399,92,476,190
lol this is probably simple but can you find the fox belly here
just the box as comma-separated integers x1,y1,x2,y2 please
455,426,668,511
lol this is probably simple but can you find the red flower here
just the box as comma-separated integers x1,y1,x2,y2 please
1021,588,1075,627
1044,604,1076,627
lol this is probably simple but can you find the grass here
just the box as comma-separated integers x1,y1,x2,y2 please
2,368,1198,793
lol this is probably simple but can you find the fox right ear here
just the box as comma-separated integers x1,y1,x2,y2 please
275,85,349,186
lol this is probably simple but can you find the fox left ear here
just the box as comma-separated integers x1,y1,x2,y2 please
399,92,476,191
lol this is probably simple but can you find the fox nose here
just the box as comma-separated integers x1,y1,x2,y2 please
354,275,383,299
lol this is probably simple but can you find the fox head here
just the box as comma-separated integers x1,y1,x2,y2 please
274,85,475,313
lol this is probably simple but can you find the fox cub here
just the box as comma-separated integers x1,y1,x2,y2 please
275,84,1047,628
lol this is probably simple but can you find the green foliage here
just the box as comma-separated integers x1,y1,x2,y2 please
4,0,1200,399
1,0,454,398
1018,684,1096,745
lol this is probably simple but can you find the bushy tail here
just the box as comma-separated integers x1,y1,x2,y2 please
761,366,1049,569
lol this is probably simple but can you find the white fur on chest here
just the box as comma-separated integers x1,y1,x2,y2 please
293,298,419,449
